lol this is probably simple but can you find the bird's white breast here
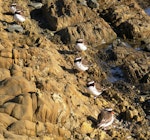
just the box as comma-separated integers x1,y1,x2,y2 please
100,116,114,128
14,14,25,22
87,86,102,96
74,62,88,71
76,43,87,51
10,6,16,13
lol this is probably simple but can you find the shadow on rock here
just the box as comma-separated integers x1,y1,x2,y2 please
79,90,90,98
30,8,49,29
3,12,13,16
0,20,16,26
60,66,78,74
87,115,97,128
57,50,75,55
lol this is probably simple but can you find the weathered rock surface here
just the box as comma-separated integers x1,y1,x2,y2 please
99,0,150,42
42,0,117,44
0,0,149,139
105,42,150,84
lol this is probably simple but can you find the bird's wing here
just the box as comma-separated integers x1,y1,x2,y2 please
95,83,103,91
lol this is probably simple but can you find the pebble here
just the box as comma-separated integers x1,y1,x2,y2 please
6,24,24,33
29,2,43,9
77,0,87,6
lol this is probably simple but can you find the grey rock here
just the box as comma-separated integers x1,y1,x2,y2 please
6,24,24,33
29,2,43,9
77,0,87,6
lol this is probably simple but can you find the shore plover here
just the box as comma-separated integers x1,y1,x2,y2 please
75,38,87,52
97,108,114,129
14,10,25,23
87,81,107,98
74,57,90,72
10,3,22,14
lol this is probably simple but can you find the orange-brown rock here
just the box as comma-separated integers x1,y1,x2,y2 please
0,0,149,139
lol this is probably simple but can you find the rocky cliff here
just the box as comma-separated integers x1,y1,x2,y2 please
0,0,149,139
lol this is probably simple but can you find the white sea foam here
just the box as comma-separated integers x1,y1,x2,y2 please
108,66,124,83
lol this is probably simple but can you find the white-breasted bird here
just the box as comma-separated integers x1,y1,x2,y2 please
10,3,17,13
75,38,87,52
87,81,108,98
97,108,115,129
14,10,25,23
10,3,22,14
74,57,90,72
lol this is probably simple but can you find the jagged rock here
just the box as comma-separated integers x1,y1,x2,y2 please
10,64,23,77
142,42,150,52
80,122,93,134
45,122,71,139
7,120,36,136
56,18,116,44
126,108,140,121
122,53,149,83
29,2,43,9
0,57,13,69
107,44,150,84
0,68,10,81
35,93,70,124
0,48,12,58
23,67,34,81
36,121,45,137
0,0,150,139
6,24,24,33
97,0,117,11
0,76,36,105
0,113,17,128
42,0,96,31
0,94,33,121
3,130,28,140
87,0,99,8
77,0,87,6
98,131,111,140
142,99,150,116
99,0,150,41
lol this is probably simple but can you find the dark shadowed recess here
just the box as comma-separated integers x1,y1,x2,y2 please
30,7,50,30
99,8,134,39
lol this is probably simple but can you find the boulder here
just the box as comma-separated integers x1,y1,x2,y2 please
0,76,36,105
45,122,71,138
99,0,150,41
8,120,36,136
0,113,17,128
0,94,33,121
80,122,93,134
0,68,10,81
56,18,116,44
42,0,96,31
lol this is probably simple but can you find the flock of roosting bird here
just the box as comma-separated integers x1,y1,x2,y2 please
9,3,115,130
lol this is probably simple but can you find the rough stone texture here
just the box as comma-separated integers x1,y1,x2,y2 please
0,76,36,105
0,0,149,139
0,68,10,81
56,18,117,44
7,120,36,136
42,0,96,31
99,0,150,41
0,113,17,128
42,0,117,44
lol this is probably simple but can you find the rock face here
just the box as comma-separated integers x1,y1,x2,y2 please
99,0,150,42
42,0,117,44
0,0,149,139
